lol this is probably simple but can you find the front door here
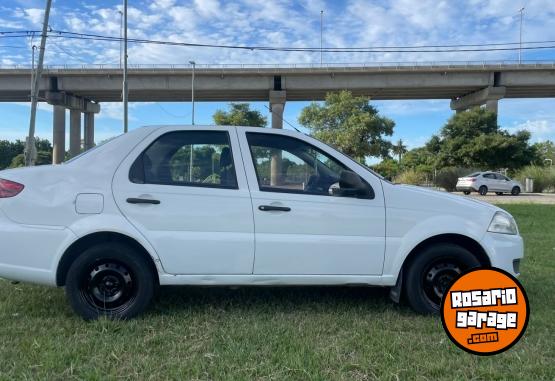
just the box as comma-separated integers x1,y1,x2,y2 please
237,129,386,276
112,127,255,275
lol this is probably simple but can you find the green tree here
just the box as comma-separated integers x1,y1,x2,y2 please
213,103,267,127
391,139,408,162
0,138,52,169
434,107,537,170
371,158,400,180
531,140,555,165
401,147,436,176
298,91,394,163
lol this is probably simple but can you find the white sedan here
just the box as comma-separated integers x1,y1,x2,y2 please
0,126,523,319
456,172,523,196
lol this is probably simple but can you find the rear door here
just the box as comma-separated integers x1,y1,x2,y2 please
495,174,512,192
112,126,255,275
482,173,498,191
237,128,386,276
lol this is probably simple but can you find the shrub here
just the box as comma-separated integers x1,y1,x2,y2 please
514,165,555,193
395,169,425,185
435,167,481,192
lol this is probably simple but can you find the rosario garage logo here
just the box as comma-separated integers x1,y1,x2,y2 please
441,268,529,355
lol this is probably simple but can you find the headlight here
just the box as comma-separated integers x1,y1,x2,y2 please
488,212,518,235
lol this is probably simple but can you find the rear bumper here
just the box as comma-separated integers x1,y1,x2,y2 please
456,185,478,192
481,232,524,277
0,209,75,286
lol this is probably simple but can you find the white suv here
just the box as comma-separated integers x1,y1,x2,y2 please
456,172,522,196
0,126,523,319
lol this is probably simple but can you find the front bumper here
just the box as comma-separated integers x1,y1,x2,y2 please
481,232,524,277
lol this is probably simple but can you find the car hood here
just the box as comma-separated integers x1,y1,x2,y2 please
383,183,502,215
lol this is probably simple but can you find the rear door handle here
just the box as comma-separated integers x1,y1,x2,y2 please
126,197,160,205
258,205,291,212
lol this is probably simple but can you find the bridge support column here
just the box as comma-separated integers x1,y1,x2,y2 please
450,86,505,117
84,112,95,150
269,90,286,129
45,91,100,158
269,90,286,186
485,99,499,114
52,106,66,164
69,109,81,158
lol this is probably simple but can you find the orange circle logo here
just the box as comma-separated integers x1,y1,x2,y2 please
441,268,529,356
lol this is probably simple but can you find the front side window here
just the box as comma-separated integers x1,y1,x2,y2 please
130,131,238,189
246,133,373,199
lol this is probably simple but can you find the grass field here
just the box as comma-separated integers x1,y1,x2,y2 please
0,204,554,380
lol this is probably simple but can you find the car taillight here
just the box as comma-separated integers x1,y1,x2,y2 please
0,178,24,198
470,178,476,182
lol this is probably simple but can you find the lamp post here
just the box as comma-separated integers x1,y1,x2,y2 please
518,7,524,64
189,60,195,125
320,10,323,65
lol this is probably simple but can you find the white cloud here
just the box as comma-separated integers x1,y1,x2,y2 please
507,119,555,138
194,0,221,18
23,8,44,25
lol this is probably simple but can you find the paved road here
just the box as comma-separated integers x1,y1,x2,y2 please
453,192,555,204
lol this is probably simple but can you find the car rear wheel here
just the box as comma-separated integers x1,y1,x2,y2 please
511,186,521,196
404,243,481,314
479,186,488,196
65,242,155,320
463,191,471,195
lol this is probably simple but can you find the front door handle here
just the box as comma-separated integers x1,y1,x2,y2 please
126,197,160,205
258,205,291,212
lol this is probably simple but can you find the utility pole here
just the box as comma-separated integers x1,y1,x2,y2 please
189,60,195,125
25,0,52,166
189,60,196,182
320,10,323,65
518,7,524,64
122,0,128,133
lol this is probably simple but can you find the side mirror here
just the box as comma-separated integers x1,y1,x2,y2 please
336,170,374,199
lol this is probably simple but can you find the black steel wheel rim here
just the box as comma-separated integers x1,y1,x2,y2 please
422,259,462,309
80,260,137,313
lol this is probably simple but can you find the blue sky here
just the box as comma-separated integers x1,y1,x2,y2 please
1,0,555,158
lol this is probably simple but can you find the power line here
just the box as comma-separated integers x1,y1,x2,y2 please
264,104,301,132
3,29,555,53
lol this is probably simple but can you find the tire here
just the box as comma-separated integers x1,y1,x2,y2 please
65,242,156,320
463,191,471,195
511,186,520,196
479,185,488,196
404,243,481,314
495,192,503,196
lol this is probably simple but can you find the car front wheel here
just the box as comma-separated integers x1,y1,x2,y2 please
404,243,481,314
65,242,156,320
463,191,471,195
511,186,521,196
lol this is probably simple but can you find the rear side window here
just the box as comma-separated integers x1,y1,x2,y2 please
483,173,496,179
130,131,238,189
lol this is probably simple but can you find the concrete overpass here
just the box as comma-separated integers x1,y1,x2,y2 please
1,62,554,163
